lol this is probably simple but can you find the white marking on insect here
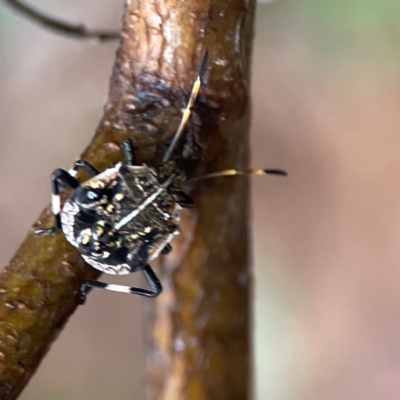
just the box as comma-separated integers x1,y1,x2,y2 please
115,174,175,230
104,284,132,293
52,194,61,214
68,168,78,178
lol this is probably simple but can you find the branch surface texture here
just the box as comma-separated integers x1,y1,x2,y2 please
0,0,255,399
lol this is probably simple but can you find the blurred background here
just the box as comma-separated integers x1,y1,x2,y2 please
2,0,400,399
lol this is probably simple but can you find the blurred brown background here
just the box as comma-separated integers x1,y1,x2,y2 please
2,1,400,399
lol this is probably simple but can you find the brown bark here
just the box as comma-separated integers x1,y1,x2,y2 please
0,0,255,399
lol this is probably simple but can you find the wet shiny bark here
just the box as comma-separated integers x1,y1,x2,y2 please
0,0,255,399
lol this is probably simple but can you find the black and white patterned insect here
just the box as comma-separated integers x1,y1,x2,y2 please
36,49,287,303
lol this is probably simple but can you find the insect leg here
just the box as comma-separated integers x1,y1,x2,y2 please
70,160,99,178
79,265,162,303
161,243,172,254
35,169,79,234
3,0,119,42
173,191,194,208
121,139,136,165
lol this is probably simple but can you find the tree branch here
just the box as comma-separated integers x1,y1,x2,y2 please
0,0,255,398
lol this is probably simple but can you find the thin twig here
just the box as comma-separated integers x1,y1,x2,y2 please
3,0,119,42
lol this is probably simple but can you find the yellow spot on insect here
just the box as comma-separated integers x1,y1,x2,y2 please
107,204,115,212
81,235,90,245
131,233,139,239
96,226,104,236
144,226,152,233
114,193,124,201
102,251,110,258
108,241,115,247
79,228,91,245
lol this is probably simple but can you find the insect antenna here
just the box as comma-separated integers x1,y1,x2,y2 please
162,48,209,162
185,168,288,183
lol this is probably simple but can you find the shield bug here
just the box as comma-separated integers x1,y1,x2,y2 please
36,49,287,303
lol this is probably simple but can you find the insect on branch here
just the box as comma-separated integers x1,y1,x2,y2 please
0,0,262,399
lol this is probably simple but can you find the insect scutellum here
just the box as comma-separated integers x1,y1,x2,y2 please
36,48,287,304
